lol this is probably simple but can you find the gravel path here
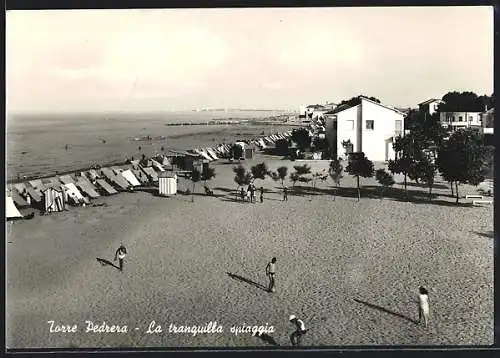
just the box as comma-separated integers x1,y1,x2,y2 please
6,155,494,348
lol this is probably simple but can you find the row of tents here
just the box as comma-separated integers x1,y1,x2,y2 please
6,130,293,220
185,131,293,162
6,157,177,219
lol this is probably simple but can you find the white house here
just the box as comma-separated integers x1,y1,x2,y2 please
439,111,482,130
324,97,405,162
418,98,443,116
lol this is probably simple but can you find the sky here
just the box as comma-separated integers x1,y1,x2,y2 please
6,7,494,112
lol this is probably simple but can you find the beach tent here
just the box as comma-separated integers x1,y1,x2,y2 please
59,174,76,185
29,179,47,193
158,172,177,196
192,149,213,162
140,166,159,182
62,183,89,205
151,159,166,172
96,179,118,195
75,177,100,198
10,188,29,208
87,169,101,181
101,168,130,190
121,169,141,187
6,196,23,220
131,168,149,185
23,183,43,204
42,186,65,212
206,148,219,160
161,156,173,169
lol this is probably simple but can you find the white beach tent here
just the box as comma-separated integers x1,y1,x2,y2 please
121,169,141,187
6,196,23,220
62,183,89,205
151,159,166,172
158,172,177,196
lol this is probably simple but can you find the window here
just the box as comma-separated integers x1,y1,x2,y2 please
395,120,402,135
469,116,473,122
366,120,374,130
458,116,463,122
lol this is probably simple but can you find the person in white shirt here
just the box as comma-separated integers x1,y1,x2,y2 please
265,257,277,292
418,286,430,327
114,244,127,272
289,315,307,346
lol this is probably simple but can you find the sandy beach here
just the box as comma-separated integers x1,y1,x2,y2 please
6,154,494,348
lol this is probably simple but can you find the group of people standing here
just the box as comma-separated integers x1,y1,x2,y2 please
240,184,265,203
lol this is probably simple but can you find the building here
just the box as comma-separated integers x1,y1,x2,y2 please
324,96,405,162
480,107,494,135
439,111,482,130
418,98,443,116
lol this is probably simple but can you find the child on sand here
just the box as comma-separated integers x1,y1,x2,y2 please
283,187,288,201
418,286,430,327
114,244,127,272
260,187,264,203
265,257,277,292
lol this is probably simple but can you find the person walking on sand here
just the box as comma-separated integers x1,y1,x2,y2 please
417,286,430,327
283,187,288,201
248,184,255,203
114,244,127,272
265,257,277,292
240,187,245,202
260,187,264,203
289,315,307,347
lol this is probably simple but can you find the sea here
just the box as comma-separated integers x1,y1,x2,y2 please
6,110,297,181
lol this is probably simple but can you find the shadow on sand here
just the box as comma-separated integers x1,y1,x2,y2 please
227,272,268,292
254,332,280,346
353,298,417,324
96,257,120,270
471,231,494,239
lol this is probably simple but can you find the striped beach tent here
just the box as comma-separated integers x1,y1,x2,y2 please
206,148,219,160
42,186,65,212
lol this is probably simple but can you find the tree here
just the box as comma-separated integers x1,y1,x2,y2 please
201,166,216,192
291,128,312,151
329,158,343,200
275,138,289,156
313,136,329,151
289,172,300,187
271,166,288,188
345,152,375,201
312,170,328,190
388,134,417,198
291,164,312,190
233,165,252,192
438,91,484,113
250,162,270,186
230,144,244,160
337,95,381,108
415,157,437,201
190,168,201,202
375,168,395,199
436,128,488,204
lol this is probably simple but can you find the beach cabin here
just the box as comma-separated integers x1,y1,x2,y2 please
42,186,66,213
244,143,257,160
6,196,23,220
158,172,178,196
